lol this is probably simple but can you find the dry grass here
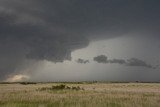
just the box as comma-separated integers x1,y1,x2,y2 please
0,83,160,107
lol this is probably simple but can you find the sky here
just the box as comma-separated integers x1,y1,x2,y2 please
0,0,160,82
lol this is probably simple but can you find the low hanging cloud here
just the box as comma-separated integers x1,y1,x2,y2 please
126,58,153,68
108,59,126,64
93,55,155,69
93,55,108,63
76,58,89,64
93,55,126,65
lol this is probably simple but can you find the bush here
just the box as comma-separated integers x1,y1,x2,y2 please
52,84,66,90
20,82,37,85
37,84,84,91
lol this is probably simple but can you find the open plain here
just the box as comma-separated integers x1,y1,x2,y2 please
0,82,160,107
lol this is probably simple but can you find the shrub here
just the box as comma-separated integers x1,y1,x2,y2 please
37,84,84,91
20,82,37,85
52,84,66,90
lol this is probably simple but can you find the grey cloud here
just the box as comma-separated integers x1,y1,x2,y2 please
0,0,160,80
126,58,153,69
76,58,89,64
0,0,90,79
93,55,155,69
108,59,126,64
93,55,108,63
93,55,126,64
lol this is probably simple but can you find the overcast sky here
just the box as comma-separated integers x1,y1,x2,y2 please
0,0,160,82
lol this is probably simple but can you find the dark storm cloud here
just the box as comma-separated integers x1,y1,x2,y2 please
108,59,126,64
76,58,89,64
0,0,160,80
93,55,126,64
126,58,153,69
93,55,155,69
93,55,108,63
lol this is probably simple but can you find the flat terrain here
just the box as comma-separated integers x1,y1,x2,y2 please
0,83,160,107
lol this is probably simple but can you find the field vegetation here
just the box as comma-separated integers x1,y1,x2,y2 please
0,82,160,107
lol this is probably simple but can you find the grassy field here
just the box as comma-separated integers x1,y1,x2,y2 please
0,82,160,107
